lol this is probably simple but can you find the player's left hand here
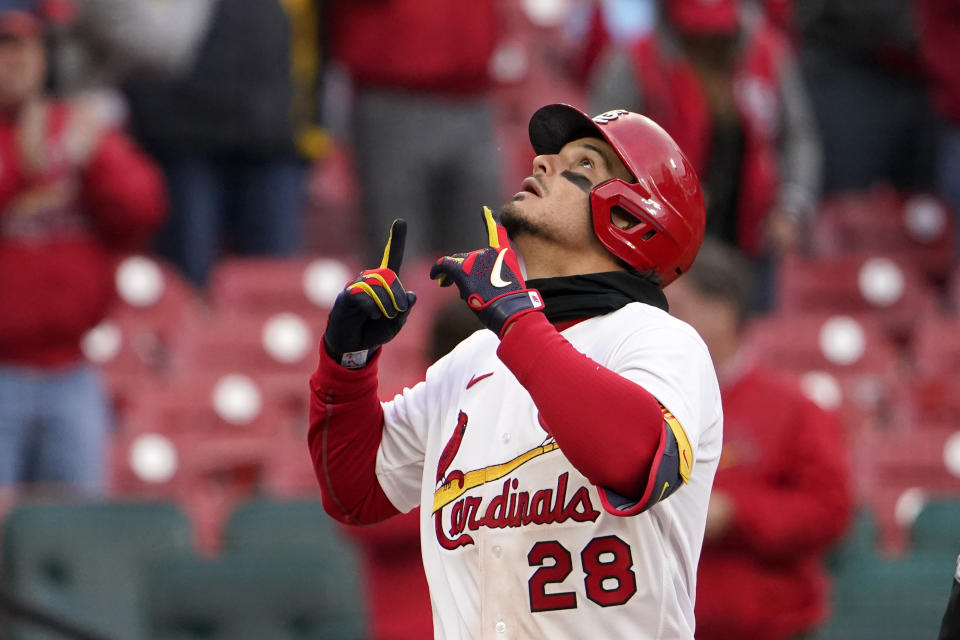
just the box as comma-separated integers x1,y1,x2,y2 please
429,206,544,337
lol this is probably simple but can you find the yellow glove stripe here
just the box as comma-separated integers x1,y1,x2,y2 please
347,281,398,319
379,224,396,269
483,206,499,248
361,273,404,312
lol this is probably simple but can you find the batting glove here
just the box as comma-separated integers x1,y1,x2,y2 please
429,207,544,337
324,219,417,368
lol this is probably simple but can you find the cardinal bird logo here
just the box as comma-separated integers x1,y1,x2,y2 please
436,410,469,487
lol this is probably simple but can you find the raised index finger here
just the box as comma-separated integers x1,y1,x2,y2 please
380,218,407,274
481,206,511,250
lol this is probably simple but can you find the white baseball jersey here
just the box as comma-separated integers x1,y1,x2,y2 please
376,302,723,640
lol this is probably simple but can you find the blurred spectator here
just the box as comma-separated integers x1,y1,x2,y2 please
797,0,937,195
0,0,166,493
916,0,960,253
330,0,502,262
52,0,221,95
589,0,821,309
123,0,327,287
666,239,852,640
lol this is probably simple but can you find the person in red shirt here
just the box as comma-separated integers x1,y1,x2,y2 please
916,0,960,254
666,239,852,640
0,0,167,493
330,0,503,263
589,0,821,310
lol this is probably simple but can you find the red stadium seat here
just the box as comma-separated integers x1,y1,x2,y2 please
859,426,960,553
170,310,319,377
778,253,937,343
912,313,960,378
783,368,899,436
84,255,204,416
809,187,956,282
896,373,960,431
117,371,297,439
742,313,904,437
742,313,901,376
208,256,361,317
109,429,284,553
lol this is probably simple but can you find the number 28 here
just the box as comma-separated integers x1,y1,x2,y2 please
527,535,637,612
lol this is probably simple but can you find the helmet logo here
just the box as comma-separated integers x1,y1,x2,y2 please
593,109,629,124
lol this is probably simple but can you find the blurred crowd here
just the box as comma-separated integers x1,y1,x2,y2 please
0,0,958,638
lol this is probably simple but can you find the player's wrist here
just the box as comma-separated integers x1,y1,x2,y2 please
323,334,381,369
478,288,544,337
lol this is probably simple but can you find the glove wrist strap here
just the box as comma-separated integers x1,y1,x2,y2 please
478,289,545,337
324,336,380,369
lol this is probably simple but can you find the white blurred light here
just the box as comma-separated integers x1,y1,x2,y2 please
212,374,262,425
81,321,122,363
943,431,960,478
800,370,843,412
818,316,866,366
858,257,904,307
894,487,926,529
262,312,312,363
116,256,165,307
523,0,568,27
904,195,947,243
303,259,351,308
489,41,529,84
130,433,178,483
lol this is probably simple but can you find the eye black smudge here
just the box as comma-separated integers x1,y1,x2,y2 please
561,171,592,194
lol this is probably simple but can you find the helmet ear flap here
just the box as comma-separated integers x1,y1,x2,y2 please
590,179,659,269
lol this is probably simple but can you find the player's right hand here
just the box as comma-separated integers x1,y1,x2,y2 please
323,219,417,368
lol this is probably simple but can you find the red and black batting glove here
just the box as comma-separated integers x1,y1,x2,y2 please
323,219,417,368
429,206,544,337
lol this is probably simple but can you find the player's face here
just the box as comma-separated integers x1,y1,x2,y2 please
500,137,633,253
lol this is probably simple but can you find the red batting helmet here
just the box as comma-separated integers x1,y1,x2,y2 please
528,104,705,287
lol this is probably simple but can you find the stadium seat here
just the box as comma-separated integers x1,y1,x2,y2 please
910,497,960,559
224,498,359,562
819,554,952,640
741,313,903,438
912,313,960,378
117,371,297,438
84,255,204,416
742,313,900,377
827,507,881,573
778,252,937,343
170,309,320,380
1,501,193,640
213,499,365,637
208,257,360,317
142,553,365,640
897,372,960,431
809,187,956,282
858,427,960,553
110,429,291,553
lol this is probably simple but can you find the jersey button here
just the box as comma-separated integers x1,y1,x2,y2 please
492,545,502,558
502,432,511,444
495,621,507,634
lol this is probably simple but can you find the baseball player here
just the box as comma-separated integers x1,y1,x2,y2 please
309,104,723,639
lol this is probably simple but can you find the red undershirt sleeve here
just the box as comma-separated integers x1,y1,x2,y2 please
496,312,668,502
308,346,400,525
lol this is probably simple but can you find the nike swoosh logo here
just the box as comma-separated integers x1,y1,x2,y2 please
466,372,494,389
490,248,512,288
